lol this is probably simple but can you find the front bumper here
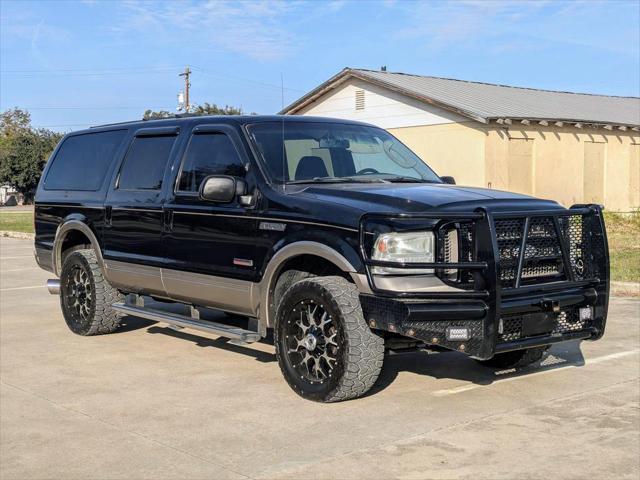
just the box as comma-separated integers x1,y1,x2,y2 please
360,283,606,359
358,205,609,360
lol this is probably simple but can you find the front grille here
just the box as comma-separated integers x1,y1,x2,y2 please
498,308,592,343
494,214,599,289
499,316,522,341
439,221,475,288
555,309,592,334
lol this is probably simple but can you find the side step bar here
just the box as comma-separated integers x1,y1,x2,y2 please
111,303,262,344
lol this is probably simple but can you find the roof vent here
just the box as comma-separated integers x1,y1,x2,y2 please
355,90,365,110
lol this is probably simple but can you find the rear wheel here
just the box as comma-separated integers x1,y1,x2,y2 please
60,249,123,336
274,276,384,402
478,346,549,369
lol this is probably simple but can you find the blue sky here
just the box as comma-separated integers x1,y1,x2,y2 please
1,0,639,132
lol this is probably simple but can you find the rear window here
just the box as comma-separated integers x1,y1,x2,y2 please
117,135,176,190
44,130,127,191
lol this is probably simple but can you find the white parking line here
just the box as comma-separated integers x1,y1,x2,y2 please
432,350,640,396
0,285,46,292
1,267,40,272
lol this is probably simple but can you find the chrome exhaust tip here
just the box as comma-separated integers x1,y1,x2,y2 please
47,279,60,295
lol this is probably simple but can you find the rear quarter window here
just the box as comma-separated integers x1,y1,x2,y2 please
44,129,127,191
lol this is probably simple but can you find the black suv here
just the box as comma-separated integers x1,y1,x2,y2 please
34,115,609,402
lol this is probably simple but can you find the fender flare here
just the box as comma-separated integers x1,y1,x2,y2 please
52,220,105,276
255,241,368,328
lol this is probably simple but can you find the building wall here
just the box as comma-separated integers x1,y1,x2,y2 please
484,125,640,211
388,123,486,187
298,78,467,129
296,81,640,211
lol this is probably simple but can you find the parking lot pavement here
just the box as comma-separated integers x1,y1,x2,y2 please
1,236,638,480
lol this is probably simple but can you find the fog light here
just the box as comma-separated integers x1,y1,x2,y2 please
579,307,593,321
446,327,470,341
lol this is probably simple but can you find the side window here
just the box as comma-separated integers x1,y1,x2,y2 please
177,132,244,192
118,135,176,190
44,129,126,191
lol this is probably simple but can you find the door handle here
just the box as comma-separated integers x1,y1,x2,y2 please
105,206,112,227
163,209,174,233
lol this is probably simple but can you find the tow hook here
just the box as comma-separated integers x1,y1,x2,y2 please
539,298,560,313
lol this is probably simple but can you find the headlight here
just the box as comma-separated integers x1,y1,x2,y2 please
372,231,435,275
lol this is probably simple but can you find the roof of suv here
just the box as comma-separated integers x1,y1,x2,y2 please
87,115,372,133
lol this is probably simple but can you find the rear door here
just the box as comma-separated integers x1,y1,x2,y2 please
102,126,181,296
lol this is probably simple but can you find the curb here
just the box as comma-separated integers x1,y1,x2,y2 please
0,230,35,240
611,281,640,297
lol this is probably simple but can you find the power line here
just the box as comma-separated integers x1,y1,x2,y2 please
190,65,304,92
2,106,174,110
1,70,180,78
1,66,182,76
2,65,305,94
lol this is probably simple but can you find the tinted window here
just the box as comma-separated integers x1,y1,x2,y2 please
247,122,441,184
118,135,176,190
44,130,126,191
177,133,244,192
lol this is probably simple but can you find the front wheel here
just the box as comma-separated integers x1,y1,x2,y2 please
274,276,384,402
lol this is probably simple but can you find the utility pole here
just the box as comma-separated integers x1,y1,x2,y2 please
179,66,191,113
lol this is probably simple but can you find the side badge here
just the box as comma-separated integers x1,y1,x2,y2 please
259,221,286,232
233,258,254,267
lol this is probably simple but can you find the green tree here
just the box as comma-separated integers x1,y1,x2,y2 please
142,109,173,120
142,102,248,120
0,108,63,202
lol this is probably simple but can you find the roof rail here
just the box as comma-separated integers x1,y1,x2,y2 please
91,113,201,129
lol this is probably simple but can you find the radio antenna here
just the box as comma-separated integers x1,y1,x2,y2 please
281,72,286,191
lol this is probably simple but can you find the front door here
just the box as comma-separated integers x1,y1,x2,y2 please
162,124,258,314
103,126,180,296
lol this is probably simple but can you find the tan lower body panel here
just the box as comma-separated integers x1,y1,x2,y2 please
161,269,256,316
103,260,257,317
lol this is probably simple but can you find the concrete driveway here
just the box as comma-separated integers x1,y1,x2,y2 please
1,236,638,480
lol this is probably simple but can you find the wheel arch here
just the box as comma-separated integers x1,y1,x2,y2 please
53,220,104,276
257,241,368,328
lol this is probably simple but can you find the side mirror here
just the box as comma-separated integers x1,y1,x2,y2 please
199,175,246,203
441,176,456,185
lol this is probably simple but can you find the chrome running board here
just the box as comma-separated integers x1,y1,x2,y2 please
111,302,262,344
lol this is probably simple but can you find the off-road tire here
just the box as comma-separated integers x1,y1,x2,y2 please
274,276,384,402
60,249,123,336
478,346,549,369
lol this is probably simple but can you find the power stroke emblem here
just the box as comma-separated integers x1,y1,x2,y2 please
259,221,286,232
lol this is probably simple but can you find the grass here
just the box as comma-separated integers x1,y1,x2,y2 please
1,209,637,282
0,211,33,234
604,211,639,283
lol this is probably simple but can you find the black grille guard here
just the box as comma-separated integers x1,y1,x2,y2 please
358,204,610,359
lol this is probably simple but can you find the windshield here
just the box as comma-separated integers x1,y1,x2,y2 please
246,121,442,184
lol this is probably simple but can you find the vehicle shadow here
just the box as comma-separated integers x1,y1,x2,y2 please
118,302,587,393
118,300,277,362
367,340,586,397
146,326,276,363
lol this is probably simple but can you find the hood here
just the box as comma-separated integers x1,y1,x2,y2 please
295,182,561,213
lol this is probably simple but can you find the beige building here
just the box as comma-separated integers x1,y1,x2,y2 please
282,68,640,212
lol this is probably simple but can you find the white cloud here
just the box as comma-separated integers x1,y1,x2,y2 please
0,9,71,69
113,0,304,60
393,0,637,56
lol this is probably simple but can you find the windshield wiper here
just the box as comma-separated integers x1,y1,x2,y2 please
287,176,389,185
383,176,437,183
